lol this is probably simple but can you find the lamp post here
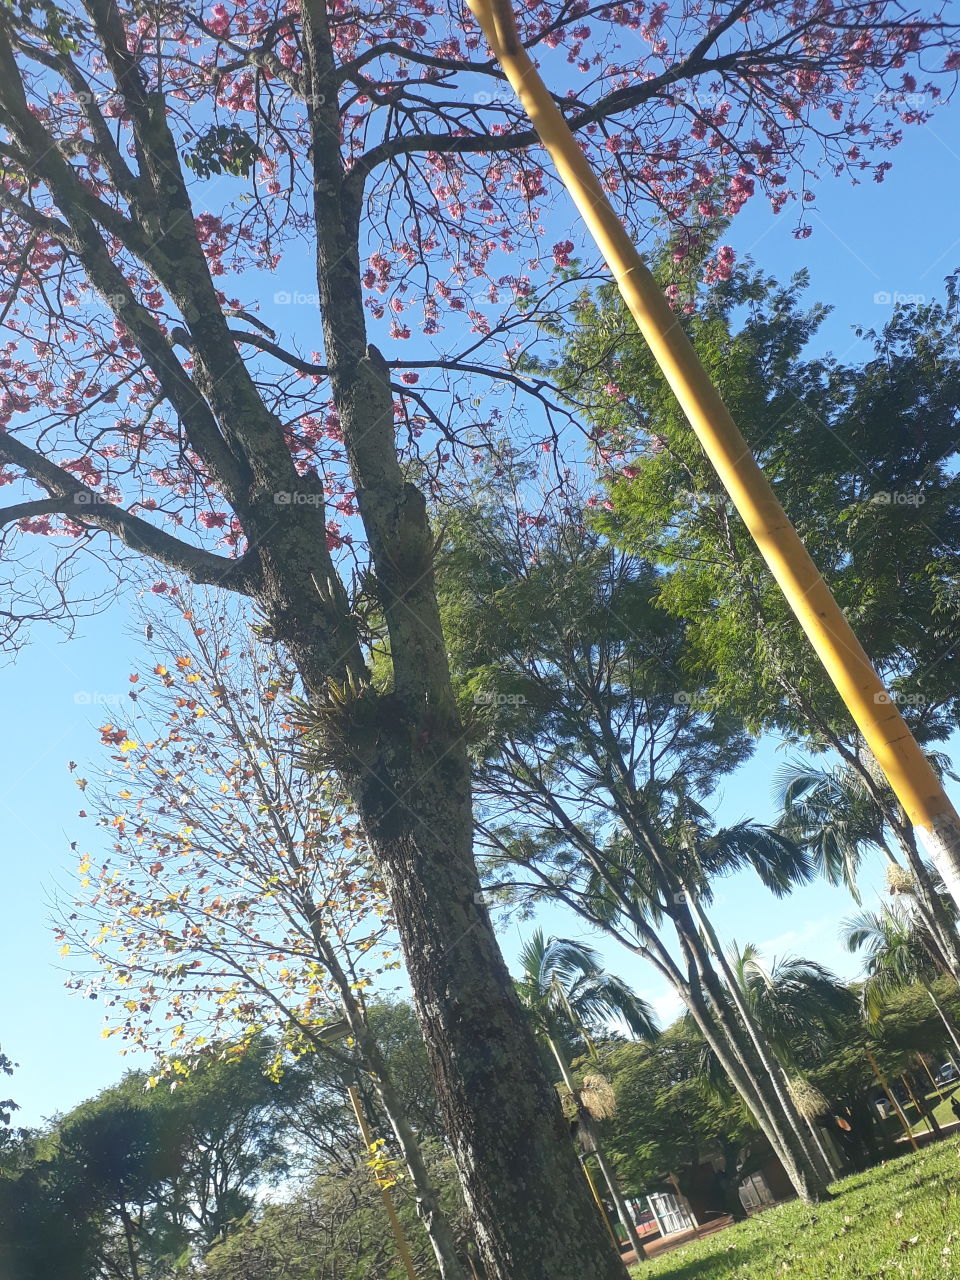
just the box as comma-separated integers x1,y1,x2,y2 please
465,0,960,910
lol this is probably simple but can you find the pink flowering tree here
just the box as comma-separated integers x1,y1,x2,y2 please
0,0,957,1274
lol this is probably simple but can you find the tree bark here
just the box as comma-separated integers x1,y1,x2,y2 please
233,4,642,1274
921,979,960,1058
309,925,469,1280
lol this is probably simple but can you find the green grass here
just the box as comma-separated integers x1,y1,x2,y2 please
909,1085,960,1135
631,1138,960,1280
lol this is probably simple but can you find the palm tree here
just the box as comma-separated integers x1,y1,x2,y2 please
776,758,960,980
730,944,858,1063
715,943,855,1180
576,795,836,1198
652,795,844,1183
517,931,657,1261
840,907,960,1056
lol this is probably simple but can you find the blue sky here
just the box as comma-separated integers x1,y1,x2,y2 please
3,92,960,1128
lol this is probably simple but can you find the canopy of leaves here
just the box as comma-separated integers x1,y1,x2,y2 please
0,1040,309,1280
560,264,960,746
594,1024,759,1195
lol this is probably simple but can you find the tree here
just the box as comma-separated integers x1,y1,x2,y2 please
440,502,831,1201
61,598,467,1280
598,1026,761,1222
517,930,658,1259
0,1045,21,1163
776,758,960,977
728,945,857,1071
201,1142,470,1280
570,261,960,932
0,1045,301,1280
841,906,960,1056
3,3,959,1269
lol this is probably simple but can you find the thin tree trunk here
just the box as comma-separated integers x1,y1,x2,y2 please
117,1205,141,1280
921,978,960,1058
671,954,826,1204
876,816,960,981
312,931,468,1280
685,892,840,1182
547,1037,646,1263
667,899,830,1202
510,831,830,1206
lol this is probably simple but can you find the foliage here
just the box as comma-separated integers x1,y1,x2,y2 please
517,930,658,1046
594,1026,759,1196
576,265,960,748
728,943,858,1067
3,0,960,1266
0,1042,307,1280
841,906,948,1020
200,1142,469,1280
59,598,395,1065
0,1044,20,1158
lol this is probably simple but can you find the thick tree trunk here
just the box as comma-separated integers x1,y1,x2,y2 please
365,787,628,1280
269,5,638,1274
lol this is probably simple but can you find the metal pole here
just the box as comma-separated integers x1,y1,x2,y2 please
465,0,960,907
581,1155,619,1249
348,1084,420,1280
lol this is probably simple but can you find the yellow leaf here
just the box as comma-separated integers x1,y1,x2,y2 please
59,943,70,956
119,739,138,753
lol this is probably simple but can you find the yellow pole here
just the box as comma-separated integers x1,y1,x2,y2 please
864,1048,919,1152
348,1085,419,1280
582,1156,619,1249
465,0,960,905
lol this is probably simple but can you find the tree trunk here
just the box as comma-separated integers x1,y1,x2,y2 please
666,899,830,1203
565,871,829,1205
311,931,469,1280
896,828,960,981
715,1146,748,1222
686,893,840,1182
922,979,960,1058
548,1037,646,1262
273,4,640,1275
671,957,827,1205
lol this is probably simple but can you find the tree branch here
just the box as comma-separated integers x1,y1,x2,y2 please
0,434,259,593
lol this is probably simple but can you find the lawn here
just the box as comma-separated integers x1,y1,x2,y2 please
910,1085,960,1136
631,1138,960,1280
